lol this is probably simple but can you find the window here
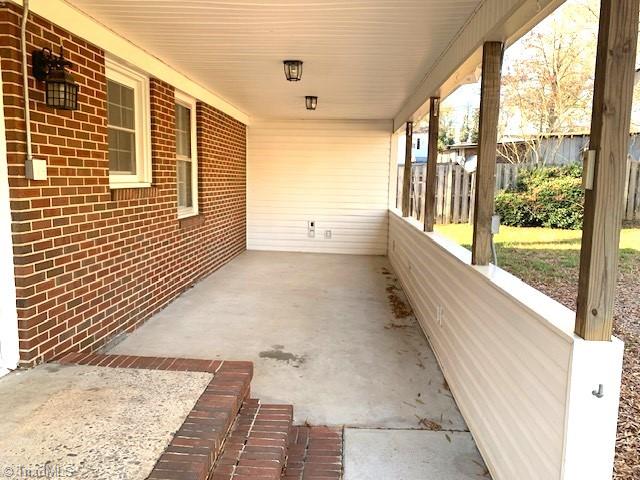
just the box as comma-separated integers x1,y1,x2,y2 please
175,91,198,218
106,58,151,188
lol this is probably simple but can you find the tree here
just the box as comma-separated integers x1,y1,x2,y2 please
499,0,598,164
459,107,479,144
438,106,456,152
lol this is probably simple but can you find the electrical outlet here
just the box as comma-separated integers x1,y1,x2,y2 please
324,230,332,239
308,220,315,238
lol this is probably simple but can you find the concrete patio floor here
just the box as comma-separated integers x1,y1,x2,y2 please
108,251,488,479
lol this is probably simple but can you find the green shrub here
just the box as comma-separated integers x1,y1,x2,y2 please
495,165,584,230
495,191,536,227
529,174,584,229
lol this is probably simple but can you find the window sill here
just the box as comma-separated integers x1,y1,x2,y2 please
177,207,199,220
109,182,152,189
179,214,205,229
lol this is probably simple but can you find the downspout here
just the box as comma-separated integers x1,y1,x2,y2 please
20,0,33,164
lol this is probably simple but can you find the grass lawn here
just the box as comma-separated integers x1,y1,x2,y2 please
434,224,640,285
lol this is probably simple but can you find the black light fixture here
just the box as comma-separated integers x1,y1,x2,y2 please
283,60,303,81
305,96,318,111
32,47,79,110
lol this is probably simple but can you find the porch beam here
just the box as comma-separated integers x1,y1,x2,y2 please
401,122,413,217
424,97,440,232
472,41,503,265
575,0,639,341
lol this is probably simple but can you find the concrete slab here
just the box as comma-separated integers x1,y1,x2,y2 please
0,364,211,480
109,251,466,430
343,429,488,480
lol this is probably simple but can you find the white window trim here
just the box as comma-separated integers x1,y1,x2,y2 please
106,57,152,189
175,90,199,219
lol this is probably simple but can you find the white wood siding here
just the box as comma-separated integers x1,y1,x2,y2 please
388,211,622,480
248,120,391,254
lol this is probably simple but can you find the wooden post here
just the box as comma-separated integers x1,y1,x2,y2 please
401,121,413,217
472,41,503,265
575,0,639,341
424,97,440,231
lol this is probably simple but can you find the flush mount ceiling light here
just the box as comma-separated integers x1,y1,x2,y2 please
32,47,79,110
283,60,303,81
305,96,318,111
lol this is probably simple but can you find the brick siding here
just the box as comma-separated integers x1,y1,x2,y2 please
0,4,246,366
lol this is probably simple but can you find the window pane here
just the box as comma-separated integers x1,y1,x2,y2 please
108,128,136,174
107,79,137,175
121,85,134,109
177,160,193,208
107,80,120,108
175,104,191,158
121,105,134,130
107,80,135,130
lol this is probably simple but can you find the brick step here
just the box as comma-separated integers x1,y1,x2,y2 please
210,399,293,480
281,426,343,480
57,353,253,480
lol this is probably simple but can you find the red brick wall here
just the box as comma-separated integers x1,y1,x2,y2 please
0,4,247,366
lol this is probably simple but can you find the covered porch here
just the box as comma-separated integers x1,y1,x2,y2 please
0,0,637,478
0,251,487,479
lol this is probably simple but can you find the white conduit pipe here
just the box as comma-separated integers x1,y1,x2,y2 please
20,0,33,162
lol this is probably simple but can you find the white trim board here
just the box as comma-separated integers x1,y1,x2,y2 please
0,64,20,371
8,0,249,125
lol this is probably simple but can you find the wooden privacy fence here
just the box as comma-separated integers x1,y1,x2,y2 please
397,163,518,224
397,159,640,225
625,159,640,221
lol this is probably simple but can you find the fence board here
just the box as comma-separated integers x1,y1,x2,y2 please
469,172,476,225
627,161,638,220
453,167,462,223
436,166,445,223
444,165,454,224
461,170,470,222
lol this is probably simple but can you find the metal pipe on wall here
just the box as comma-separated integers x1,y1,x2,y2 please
20,0,33,162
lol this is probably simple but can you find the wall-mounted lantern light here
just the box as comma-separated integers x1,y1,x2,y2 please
32,47,79,110
305,96,318,111
283,60,303,81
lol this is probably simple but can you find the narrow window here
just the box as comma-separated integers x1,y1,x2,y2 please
105,58,151,188
175,92,198,218
107,80,136,174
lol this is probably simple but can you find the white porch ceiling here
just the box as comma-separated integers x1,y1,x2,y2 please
66,0,482,121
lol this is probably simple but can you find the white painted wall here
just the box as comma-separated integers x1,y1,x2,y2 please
388,211,622,480
0,67,19,373
247,120,391,255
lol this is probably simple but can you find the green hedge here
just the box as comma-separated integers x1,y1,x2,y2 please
494,165,584,230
